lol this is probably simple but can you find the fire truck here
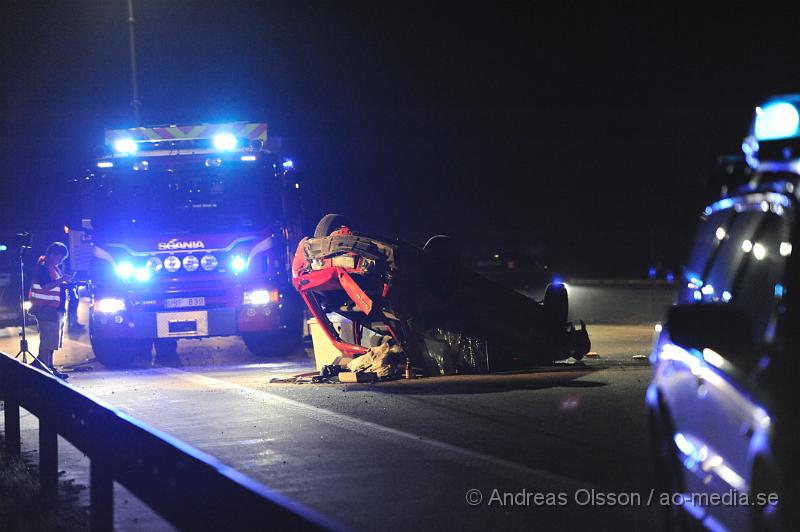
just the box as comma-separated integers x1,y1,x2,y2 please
70,123,304,366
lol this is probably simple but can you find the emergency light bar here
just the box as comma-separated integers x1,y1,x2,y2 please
105,122,268,156
742,94,800,171
753,99,800,141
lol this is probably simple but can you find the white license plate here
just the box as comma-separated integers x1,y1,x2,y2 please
165,297,205,309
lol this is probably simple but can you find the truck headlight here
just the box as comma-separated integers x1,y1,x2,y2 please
183,255,199,272
244,289,276,305
231,255,248,273
201,254,218,271
145,256,163,271
115,261,134,279
164,255,181,272
96,298,125,313
134,268,151,282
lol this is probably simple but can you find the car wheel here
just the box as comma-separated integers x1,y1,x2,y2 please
91,338,150,368
649,404,684,532
314,213,350,238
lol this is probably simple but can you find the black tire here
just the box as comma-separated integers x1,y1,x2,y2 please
91,338,151,368
543,283,569,329
649,404,684,532
153,339,179,360
314,213,350,238
422,235,460,298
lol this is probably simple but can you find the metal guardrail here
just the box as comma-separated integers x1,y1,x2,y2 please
0,352,337,531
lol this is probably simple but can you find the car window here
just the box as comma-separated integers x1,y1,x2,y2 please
681,193,794,363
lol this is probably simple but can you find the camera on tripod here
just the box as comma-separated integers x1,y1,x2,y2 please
14,232,33,249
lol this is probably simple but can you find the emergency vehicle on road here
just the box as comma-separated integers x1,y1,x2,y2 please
71,123,303,366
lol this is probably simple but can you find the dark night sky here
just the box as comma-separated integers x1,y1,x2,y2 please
2,2,800,276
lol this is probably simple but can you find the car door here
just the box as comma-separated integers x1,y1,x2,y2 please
689,191,793,529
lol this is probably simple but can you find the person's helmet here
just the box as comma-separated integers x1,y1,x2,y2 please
45,241,69,259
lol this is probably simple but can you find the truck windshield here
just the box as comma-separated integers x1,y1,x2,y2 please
89,163,280,237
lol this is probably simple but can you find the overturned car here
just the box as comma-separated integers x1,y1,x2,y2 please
292,214,590,376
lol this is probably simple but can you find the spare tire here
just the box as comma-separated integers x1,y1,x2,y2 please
314,214,350,238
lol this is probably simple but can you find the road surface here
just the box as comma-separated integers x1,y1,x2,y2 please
0,306,663,531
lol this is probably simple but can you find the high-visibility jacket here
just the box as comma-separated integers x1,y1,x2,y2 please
29,257,64,310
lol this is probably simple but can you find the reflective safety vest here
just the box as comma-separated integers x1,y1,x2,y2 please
29,259,63,309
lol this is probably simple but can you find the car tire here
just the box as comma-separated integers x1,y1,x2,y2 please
314,214,350,238
91,338,150,368
649,403,685,532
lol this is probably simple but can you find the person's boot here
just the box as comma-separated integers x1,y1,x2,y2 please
49,366,69,380
68,319,86,333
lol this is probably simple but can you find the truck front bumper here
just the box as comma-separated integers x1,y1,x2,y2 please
91,305,280,340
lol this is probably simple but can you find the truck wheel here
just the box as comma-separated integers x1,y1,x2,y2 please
314,214,350,238
242,332,291,357
544,282,569,328
154,339,179,361
91,338,150,368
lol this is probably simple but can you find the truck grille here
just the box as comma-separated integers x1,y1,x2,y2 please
129,290,229,311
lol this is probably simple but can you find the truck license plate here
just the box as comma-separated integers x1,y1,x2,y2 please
165,297,205,309
156,310,208,338
169,320,197,334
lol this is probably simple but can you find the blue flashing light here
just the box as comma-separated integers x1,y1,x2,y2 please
551,275,563,286
701,284,714,296
648,267,657,279
754,101,800,141
693,290,702,301
775,283,785,298
686,272,703,288
135,268,151,283
115,261,134,279
213,133,238,151
113,139,138,154
0,245,7,252
231,255,247,273
666,271,675,283
282,159,294,168
97,161,114,169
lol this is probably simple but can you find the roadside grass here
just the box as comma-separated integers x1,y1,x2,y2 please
0,431,88,531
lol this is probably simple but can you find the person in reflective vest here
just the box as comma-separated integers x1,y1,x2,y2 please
29,242,74,378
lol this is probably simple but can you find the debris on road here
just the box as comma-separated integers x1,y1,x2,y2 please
346,337,403,379
585,351,599,358
293,214,591,377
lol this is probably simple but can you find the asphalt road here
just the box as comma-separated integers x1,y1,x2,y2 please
0,307,663,531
